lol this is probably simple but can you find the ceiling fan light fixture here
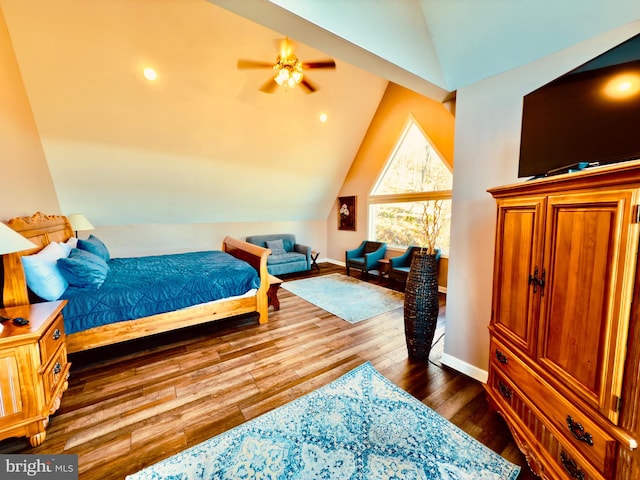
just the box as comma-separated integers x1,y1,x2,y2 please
237,38,335,94
273,56,304,88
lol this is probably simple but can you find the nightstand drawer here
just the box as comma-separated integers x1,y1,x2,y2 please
42,344,70,409
39,313,65,365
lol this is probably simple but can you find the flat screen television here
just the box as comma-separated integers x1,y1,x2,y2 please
518,34,640,178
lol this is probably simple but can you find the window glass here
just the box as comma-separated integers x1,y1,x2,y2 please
372,122,451,195
369,119,452,254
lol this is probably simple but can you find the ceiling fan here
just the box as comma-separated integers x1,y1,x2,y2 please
237,37,336,94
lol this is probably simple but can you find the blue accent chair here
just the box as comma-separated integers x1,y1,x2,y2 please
389,246,441,285
345,241,386,277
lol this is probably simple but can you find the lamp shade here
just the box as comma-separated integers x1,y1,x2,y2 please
0,222,37,255
67,214,94,232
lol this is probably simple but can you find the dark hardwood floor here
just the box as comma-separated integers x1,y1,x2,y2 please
1,263,535,479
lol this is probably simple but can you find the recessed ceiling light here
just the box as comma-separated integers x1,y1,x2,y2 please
143,67,157,81
319,113,328,123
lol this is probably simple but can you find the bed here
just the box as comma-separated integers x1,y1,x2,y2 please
1,212,271,353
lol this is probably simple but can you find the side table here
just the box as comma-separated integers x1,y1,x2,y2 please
0,300,71,446
378,258,390,282
311,251,320,271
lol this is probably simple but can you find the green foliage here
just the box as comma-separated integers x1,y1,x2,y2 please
372,201,451,252
372,123,452,195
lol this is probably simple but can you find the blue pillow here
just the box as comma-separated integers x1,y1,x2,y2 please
57,248,110,289
21,242,69,301
77,234,110,262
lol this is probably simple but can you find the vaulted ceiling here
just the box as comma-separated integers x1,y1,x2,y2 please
2,0,639,225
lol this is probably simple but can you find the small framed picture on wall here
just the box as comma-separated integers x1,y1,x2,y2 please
337,195,357,231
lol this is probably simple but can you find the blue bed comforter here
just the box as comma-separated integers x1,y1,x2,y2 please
60,250,260,334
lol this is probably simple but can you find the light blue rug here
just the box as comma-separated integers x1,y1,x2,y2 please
127,362,520,480
281,273,404,323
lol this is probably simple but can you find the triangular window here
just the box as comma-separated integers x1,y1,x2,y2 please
372,121,452,195
369,118,452,253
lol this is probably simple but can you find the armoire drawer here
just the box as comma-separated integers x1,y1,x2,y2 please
488,367,605,480
490,339,617,477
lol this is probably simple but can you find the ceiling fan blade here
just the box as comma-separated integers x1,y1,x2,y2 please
259,77,279,94
303,59,336,69
237,59,274,69
300,77,318,94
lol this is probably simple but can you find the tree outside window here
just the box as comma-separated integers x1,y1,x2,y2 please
369,118,452,253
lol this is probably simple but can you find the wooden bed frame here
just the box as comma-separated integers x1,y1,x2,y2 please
2,212,271,353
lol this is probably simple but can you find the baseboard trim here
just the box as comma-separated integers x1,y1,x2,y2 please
440,353,488,384
327,259,447,294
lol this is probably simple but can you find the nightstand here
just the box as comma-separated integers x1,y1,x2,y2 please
0,300,71,446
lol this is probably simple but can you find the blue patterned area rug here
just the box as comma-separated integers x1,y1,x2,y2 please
281,273,404,323
127,362,520,480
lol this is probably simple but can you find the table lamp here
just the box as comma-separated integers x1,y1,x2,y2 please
0,222,37,323
67,213,95,238
0,222,37,255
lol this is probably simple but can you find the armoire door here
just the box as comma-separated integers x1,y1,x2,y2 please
491,195,546,356
537,189,640,423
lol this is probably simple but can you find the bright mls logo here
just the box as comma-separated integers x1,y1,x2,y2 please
1,455,77,479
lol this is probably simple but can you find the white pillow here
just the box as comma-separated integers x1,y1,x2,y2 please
58,240,73,257
65,237,78,249
21,242,69,301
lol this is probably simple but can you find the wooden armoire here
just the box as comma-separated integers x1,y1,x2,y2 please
485,160,640,479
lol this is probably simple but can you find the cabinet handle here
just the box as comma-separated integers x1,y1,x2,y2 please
528,267,546,295
498,380,512,400
528,267,539,293
560,452,585,480
566,416,594,446
53,362,62,375
495,350,508,364
52,328,61,340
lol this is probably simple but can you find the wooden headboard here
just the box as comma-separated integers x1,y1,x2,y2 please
2,212,73,307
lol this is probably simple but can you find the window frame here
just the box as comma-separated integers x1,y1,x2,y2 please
368,116,452,252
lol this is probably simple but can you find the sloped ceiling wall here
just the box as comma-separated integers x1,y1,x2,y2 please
266,0,640,90
3,0,640,229
1,0,387,226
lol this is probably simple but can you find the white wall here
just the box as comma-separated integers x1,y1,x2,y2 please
0,6,59,220
90,219,326,259
443,21,640,381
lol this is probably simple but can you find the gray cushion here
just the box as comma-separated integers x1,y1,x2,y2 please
266,239,287,255
268,252,305,265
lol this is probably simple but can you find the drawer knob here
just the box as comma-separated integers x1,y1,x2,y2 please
498,380,512,400
52,329,61,340
495,350,508,364
560,452,585,480
53,362,62,375
566,415,594,446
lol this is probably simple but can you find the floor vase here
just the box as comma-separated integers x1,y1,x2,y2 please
404,251,439,361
